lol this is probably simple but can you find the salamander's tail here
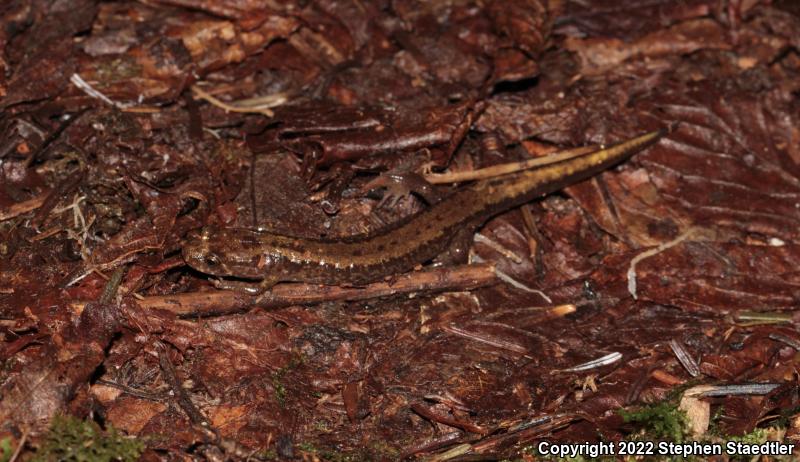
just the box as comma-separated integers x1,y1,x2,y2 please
488,128,666,208
559,128,665,179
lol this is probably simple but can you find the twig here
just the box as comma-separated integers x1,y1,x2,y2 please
72,262,497,317
561,352,622,372
735,311,792,325
627,227,698,300
411,402,486,434
53,194,86,229
70,74,131,109
30,169,83,230
470,254,551,302
156,341,208,426
469,414,583,453
441,323,530,356
26,108,88,166
70,74,158,112
684,383,780,397
769,333,800,350
8,428,28,462
651,369,684,386
520,204,542,263
669,339,701,377
29,226,64,242
95,379,166,401
99,266,126,304
191,85,287,117
424,443,472,462
626,363,659,405
0,194,47,222
399,432,463,459
474,233,523,264
424,145,598,184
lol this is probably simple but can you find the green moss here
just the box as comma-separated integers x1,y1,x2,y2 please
619,402,688,443
257,448,278,460
727,428,768,445
296,441,318,453
294,441,398,462
723,428,773,462
366,440,399,460
32,415,143,462
271,376,287,407
1,438,13,462
522,444,616,462
313,419,331,432
516,398,793,462
271,354,305,407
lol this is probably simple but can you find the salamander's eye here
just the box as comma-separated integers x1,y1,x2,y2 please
203,255,221,267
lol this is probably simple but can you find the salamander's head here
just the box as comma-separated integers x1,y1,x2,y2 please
182,227,266,280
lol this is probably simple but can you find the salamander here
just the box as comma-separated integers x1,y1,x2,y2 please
183,130,663,291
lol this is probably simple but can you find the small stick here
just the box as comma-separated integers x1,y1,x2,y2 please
191,85,287,117
627,227,698,299
70,74,131,109
30,169,83,230
561,352,622,372
441,323,530,357
411,402,486,434
8,428,28,462
470,414,583,453
399,431,463,459
157,341,208,426
520,204,541,264
424,145,598,184
72,262,497,317
26,108,88,166
95,379,166,401
0,194,47,222
626,363,659,405
669,339,701,377
99,266,126,304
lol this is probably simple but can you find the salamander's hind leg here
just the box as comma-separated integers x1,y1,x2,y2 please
433,226,475,266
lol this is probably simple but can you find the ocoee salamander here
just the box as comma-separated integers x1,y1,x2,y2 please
183,130,663,290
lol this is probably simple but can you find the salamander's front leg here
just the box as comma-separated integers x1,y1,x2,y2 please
362,171,443,207
212,275,281,295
